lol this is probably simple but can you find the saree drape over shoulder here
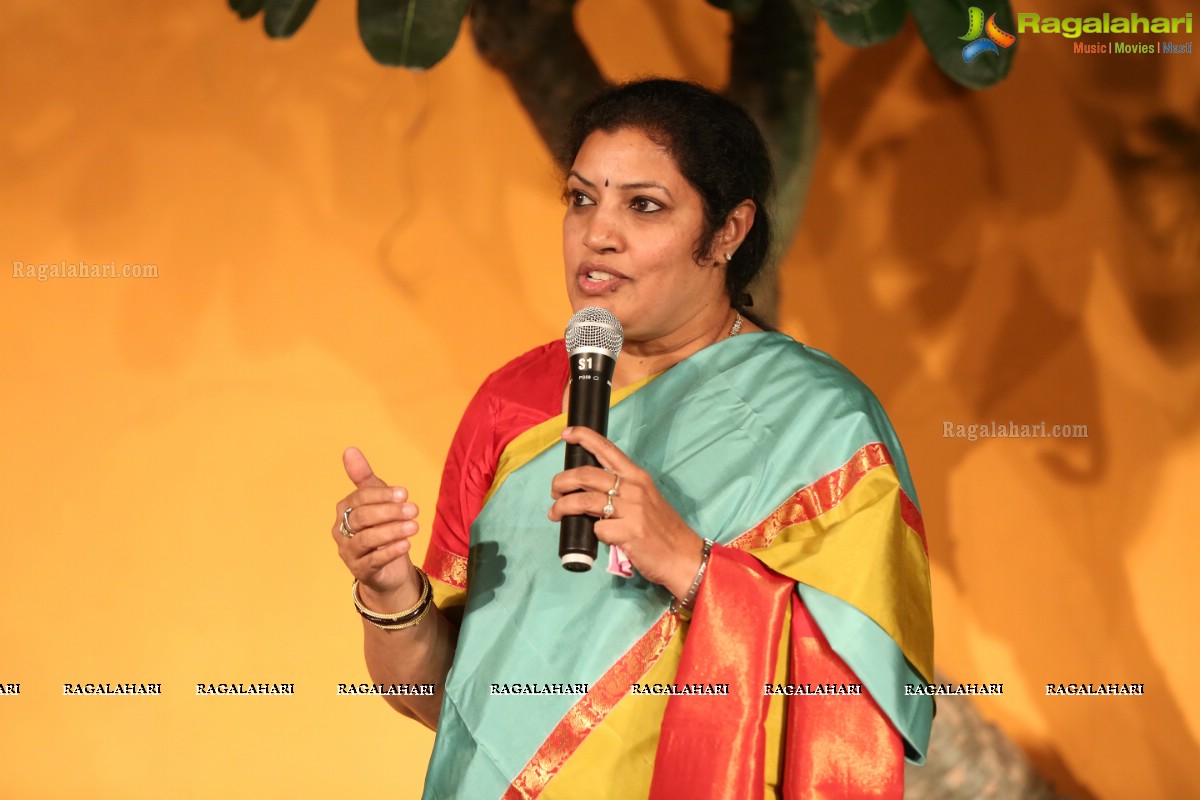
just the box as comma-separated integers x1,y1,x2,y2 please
420,332,933,800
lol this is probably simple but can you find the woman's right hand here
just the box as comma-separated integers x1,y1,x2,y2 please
332,447,423,613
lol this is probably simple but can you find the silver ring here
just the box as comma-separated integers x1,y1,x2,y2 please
602,499,615,519
608,474,622,497
340,506,356,538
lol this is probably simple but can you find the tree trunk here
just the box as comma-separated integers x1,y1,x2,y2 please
724,0,820,320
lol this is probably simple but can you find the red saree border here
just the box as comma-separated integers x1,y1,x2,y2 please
650,549,905,799
729,442,928,555
782,593,904,798
424,540,468,589
649,547,791,800
502,613,679,799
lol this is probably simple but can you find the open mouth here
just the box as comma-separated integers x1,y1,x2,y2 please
577,265,627,295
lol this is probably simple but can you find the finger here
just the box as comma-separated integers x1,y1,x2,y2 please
548,491,610,522
561,427,638,475
354,537,413,574
343,501,419,536
344,447,388,489
336,486,409,515
550,466,618,499
348,519,420,556
592,519,622,545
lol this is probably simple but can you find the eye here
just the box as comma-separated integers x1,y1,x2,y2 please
631,197,663,213
565,189,594,207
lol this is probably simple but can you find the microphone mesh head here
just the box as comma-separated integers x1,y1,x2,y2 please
564,306,624,358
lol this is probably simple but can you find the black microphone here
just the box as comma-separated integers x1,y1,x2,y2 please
560,306,624,572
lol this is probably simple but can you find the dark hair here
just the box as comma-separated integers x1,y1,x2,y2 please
562,78,774,322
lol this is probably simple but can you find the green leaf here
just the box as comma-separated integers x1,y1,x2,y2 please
228,0,265,20
263,0,318,37
907,0,1015,88
358,0,470,69
704,0,766,14
817,0,906,47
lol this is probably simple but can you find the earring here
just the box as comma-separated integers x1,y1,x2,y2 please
724,252,732,263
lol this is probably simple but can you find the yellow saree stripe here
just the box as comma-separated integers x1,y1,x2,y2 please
537,621,684,799
748,465,933,681
504,613,680,799
483,375,658,507
429,576,467,613
543,591,792,798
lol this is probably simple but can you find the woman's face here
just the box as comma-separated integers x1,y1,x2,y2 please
562,127,728,345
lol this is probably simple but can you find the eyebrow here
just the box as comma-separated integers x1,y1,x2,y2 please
569,171,673,199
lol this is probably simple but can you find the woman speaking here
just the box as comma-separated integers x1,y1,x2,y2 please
331,79,933,799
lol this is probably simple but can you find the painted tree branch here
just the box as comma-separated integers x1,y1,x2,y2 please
469,0,609,162
724,0,820,318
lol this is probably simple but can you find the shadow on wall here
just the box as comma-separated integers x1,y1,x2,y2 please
784,1,1199,796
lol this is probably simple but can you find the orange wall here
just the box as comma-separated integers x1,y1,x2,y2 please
1,2,1196,798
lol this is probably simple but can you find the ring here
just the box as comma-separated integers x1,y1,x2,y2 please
608,474,622,497
340,507,356,538
602,499,615,519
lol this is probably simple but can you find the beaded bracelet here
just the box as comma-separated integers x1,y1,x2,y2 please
353,568,432,631
669,538,714,620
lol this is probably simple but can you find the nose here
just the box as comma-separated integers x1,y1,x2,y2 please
582,202,620,253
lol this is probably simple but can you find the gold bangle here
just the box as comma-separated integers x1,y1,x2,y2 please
353,568,432,629
360,598,433,631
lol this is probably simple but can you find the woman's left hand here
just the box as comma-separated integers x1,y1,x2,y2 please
548,426,705,599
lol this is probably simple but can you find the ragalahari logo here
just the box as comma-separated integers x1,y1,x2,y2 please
960,7,1017,62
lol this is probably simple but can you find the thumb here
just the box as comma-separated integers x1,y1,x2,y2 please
343,446,387,489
